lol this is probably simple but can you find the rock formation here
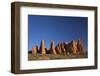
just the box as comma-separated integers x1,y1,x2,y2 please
63,42,69,54
70,40,78,55
77,39,84,54
55,42,62,54
31,39,85,56
50,40,57,55
39,40,46,55
32,47,37,56
36,43,38,52
60,42,66,55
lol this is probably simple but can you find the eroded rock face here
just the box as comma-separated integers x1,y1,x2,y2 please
39,40,46,55
50,40,57,55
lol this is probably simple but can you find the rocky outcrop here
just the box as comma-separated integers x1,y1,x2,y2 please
31,39,85,56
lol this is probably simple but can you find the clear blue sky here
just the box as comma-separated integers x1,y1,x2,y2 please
28,15,88,51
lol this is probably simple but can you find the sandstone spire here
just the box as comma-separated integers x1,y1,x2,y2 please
56,42,62,54
77,39,84,54
50,40,57,55
36,43,38,52
63,42,69,54
60,42,66,55
40,40,46,55
70,40,78,55
32,47,37,56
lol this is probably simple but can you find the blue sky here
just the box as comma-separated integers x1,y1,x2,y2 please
28,15,88,51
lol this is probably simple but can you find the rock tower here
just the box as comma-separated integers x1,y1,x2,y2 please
50,40,57,55
40,40,46,55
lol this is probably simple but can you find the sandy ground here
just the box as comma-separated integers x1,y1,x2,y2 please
28,53,87,61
